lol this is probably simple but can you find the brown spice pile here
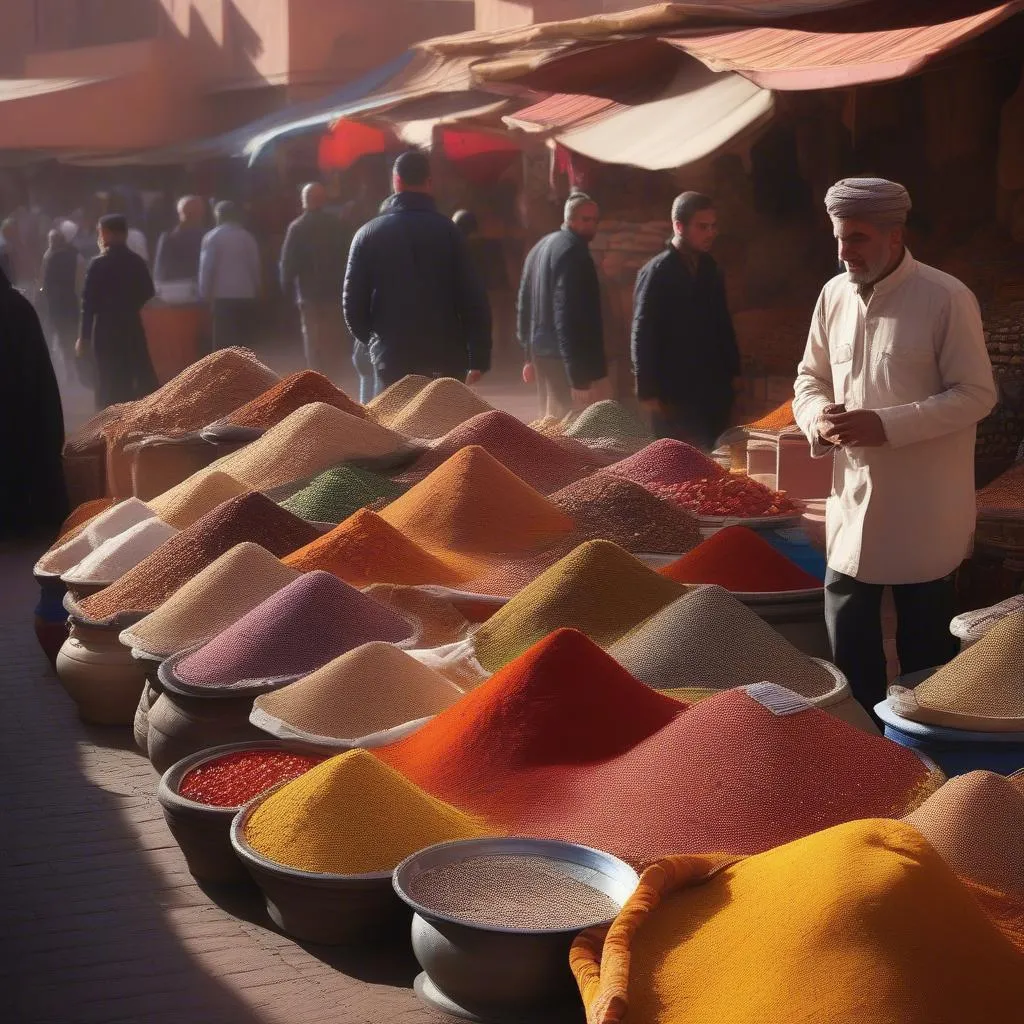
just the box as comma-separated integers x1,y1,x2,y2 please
77,493,320,624
224,371,364,429
551,473,701,554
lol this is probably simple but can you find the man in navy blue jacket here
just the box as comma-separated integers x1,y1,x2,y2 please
517,193,607,418
631,192,740,450
343,151,492,388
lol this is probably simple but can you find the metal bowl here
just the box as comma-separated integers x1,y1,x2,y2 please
393,837,638,1023
230,788,409,945
158,739,328,885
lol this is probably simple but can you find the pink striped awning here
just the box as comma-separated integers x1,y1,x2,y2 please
662,0,1024,89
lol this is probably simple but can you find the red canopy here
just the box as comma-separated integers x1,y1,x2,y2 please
318,119,389,171
441,129,520,184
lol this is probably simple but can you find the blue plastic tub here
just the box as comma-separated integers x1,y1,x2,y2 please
762,528,827,582
875,684,1024,778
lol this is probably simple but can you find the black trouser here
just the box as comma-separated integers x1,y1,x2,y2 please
211,298,256,351
824,568,959,715
651,400,730,452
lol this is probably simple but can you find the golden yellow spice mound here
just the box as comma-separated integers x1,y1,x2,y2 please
572,819,1024,1024
244,749,491,874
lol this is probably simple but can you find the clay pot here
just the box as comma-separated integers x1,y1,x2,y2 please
147,687,266,775
133,656,163,754
55,620,148,725
33,575,69,670
157,740,323,885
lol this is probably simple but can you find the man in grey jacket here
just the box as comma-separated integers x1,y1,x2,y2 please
280,183,368,394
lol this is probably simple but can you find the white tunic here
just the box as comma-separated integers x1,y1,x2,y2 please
793,251,997,585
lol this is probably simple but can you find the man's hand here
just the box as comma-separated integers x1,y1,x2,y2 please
465,369,484,387
522,362,536,386
75,337,86,358
640,397,666,416
827,409,887,448
817,403,845,446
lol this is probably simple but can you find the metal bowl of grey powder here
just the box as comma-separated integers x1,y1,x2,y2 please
393,837,638,1023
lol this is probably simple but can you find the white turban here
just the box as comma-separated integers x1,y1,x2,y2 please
825,178,911,223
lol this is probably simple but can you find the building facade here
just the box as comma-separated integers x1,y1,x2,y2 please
0,0,473,150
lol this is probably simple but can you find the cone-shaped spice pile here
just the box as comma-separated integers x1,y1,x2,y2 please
167,571,414,694
471,540,685,672
120,542,300,659
76,493,319,624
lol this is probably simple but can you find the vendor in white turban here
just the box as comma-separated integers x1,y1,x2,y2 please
792,176,997,719
824,177,912,225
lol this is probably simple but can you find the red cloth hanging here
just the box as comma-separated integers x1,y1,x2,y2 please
318,120,389,171
442,129,520,184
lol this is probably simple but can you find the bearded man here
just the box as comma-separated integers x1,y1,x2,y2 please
793,177,997,715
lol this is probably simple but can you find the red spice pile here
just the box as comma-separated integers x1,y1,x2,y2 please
651,475,797,518
378,664,939,867
605,439,724,489
77,493,320,624
375,628,684,824
178,750,324,807
224,371,365,429
396,411,600,495
660,526,821,592
529,687,940,866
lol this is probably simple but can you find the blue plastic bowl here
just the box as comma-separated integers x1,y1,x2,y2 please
875,691,1024,778
762,528,827,582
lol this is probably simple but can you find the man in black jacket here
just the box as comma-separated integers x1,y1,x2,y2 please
77,214,157,409
631,192,740,450
280,183,362,387
343,152,492,388
518,193,606,419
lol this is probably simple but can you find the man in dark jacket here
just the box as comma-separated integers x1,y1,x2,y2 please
153,195,206,292
517,193,606,418
0,264,68,537
343,151,492,388
631,192,740,450
77,215,157,409
280,182,363,387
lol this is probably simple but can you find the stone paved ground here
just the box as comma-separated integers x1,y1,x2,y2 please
1,541,456,1024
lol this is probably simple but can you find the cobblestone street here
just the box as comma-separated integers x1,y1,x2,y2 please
0,539,447,1024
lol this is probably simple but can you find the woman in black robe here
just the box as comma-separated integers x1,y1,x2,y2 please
0,265,69,537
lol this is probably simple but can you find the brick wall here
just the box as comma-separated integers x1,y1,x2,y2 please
978,302,1024,464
